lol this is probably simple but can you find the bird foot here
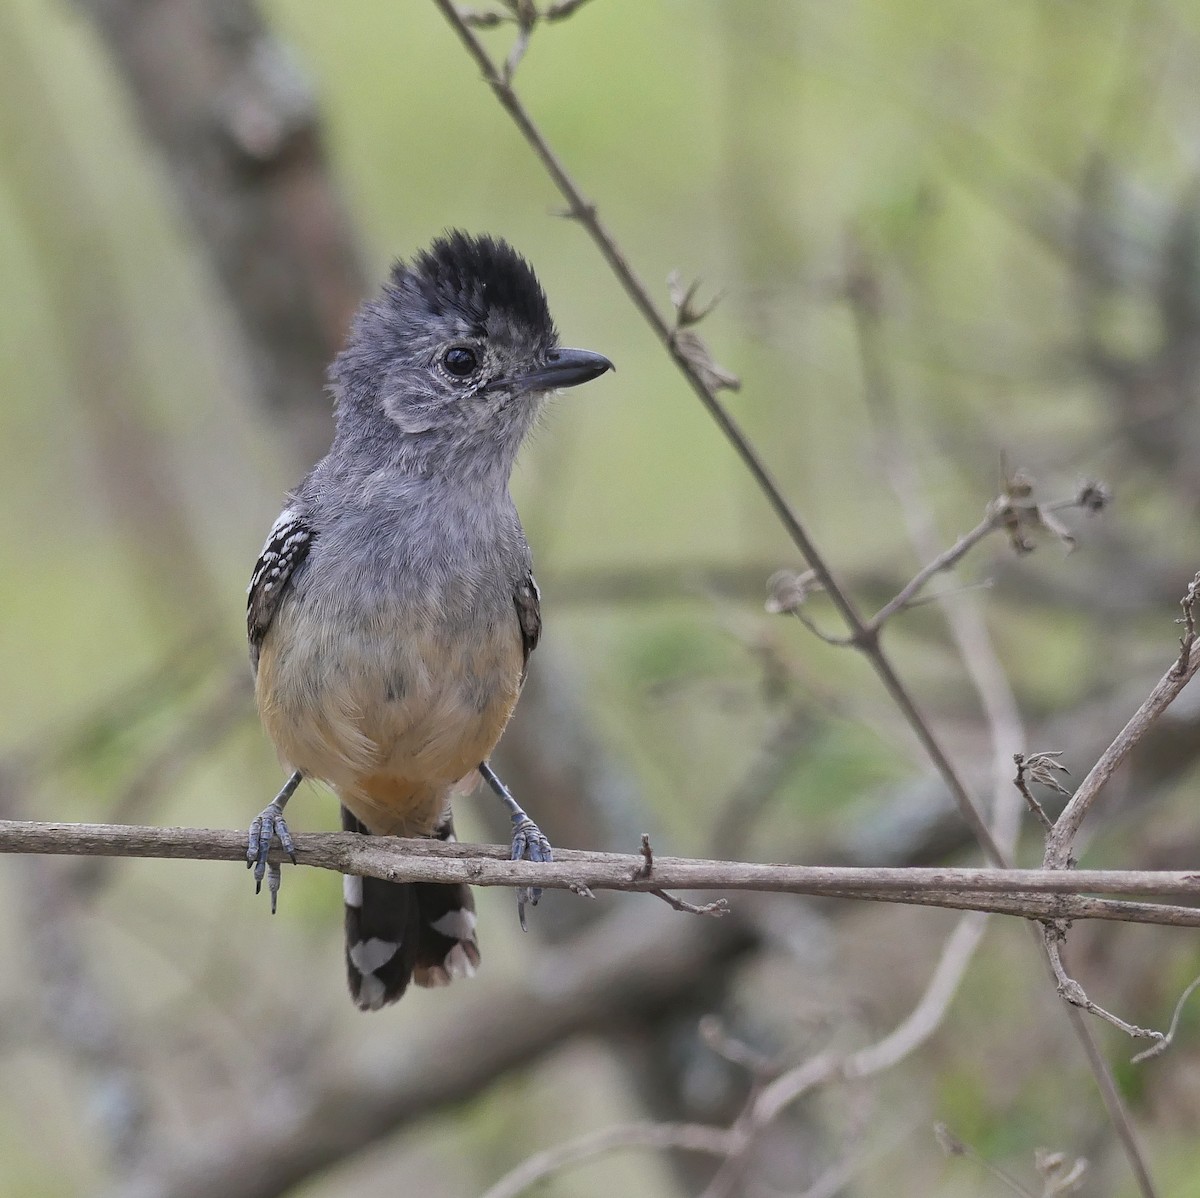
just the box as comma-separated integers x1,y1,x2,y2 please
510,815,553,931
247,800,296,914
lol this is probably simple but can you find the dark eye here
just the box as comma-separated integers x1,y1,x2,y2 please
443,346,479,378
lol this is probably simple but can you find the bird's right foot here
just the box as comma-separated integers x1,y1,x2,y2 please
247,772,301,913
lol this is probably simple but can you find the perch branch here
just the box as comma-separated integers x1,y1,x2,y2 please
3,821,1200,925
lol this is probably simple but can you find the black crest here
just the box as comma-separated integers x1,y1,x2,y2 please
395,231,555,340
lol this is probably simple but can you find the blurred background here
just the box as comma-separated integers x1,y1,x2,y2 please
4,0,1200,1194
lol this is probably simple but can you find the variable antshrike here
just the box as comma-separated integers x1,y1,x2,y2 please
246,232,612,1009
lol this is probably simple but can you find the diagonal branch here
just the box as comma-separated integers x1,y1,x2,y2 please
430,0,1006,868
1044,636,1200,870
847,252,1158,1193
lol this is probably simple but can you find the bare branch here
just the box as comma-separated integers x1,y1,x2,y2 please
1174,570,1200,677
696,1054,840,1198
697,1016,779,1077
848,887,1200,926
637,831,653,877
479,1120,739,1198
844,912,989,1077
866,511,1000,631
786,604,856,647
700,909,993,1198
651,890,730,917
5,821,1200,912
1044,634,1200,870
1043,929,1165,1047
1131,973,1200,1064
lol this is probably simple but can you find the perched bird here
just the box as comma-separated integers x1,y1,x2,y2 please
245,232,612,1009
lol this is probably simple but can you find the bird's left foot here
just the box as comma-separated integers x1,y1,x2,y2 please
247,801,296,913
510,814,553,931
479,762,552,930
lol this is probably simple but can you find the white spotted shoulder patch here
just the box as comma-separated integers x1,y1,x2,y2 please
247,508,315,666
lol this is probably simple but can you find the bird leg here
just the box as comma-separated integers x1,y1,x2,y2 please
478,761,551,930
247,770,301,913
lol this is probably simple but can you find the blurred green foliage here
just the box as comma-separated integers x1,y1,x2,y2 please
5,0,1200,1194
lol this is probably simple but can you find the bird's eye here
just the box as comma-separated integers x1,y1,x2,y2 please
442,346,479,378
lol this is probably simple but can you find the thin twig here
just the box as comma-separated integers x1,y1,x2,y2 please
842,889,1200,927
478,1120,739,1198
1045,636,1200,870
651,889,729,917
1059,1002,1155,1194
698,1016,779,1077
844,913,989,1077
696,1053,840,1198
1173,571,1200,677
637,832,653,877
1131,973,1200,1064
789,606,855,646
703,904,991,1198
866,512,1001,632
1043,930,1165,1046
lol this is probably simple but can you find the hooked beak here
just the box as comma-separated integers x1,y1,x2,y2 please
510,347,614,394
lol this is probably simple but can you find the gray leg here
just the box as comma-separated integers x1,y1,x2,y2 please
479,761,551,930
247,771,301,914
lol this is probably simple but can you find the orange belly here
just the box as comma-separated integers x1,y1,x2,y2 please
256,600,524,836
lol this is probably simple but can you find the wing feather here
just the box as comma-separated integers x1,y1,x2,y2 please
513,572,541,679
247,508,314,671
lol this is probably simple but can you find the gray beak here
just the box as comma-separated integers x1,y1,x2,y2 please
511,347,614,393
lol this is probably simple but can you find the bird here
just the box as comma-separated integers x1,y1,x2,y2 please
244,231,612,1009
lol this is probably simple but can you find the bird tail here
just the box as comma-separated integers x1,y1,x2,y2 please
341,807,480,1010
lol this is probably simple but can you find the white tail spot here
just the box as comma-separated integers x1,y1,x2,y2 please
444,943,478,980
430,908,477,941
356,973,387,1010
349,937,400,975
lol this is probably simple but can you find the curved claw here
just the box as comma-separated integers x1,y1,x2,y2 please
510,815,553,931
266,861,283,915
246,800,296,912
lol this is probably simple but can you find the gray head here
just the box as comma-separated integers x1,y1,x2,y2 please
331,231,612,478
